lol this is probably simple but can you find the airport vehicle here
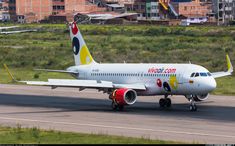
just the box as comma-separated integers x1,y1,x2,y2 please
4,21,233,111
0,26,37,34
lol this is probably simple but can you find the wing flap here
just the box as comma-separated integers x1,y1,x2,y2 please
22,79,146,90
23,79,113,88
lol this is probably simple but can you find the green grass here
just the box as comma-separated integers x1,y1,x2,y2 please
0,125,179,144
213,76,235,95
0,23,235,95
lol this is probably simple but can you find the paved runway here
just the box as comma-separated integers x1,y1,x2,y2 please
0,84,234,144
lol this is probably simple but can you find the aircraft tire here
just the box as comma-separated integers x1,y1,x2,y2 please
112,101,118,110
159,98,166,107
118,105,124,111
189,104,197,111
166,98,172,108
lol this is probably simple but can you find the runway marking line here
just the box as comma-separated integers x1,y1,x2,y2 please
0,116,234,139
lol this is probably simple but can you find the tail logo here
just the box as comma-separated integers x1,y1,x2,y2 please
70,21,95,65
72,22,78,35
72,37,80,55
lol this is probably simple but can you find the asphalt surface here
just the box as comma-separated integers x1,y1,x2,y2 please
0,84,234,144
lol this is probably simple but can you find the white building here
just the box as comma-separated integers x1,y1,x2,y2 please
212,0,235,25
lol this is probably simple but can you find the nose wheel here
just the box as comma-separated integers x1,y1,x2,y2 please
189,104,197,111
189,98,197,111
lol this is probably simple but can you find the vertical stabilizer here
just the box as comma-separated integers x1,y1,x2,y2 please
68,22,96,66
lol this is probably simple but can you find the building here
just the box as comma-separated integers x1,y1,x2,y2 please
112,0,160,20
172,0,212,18
145,0,160,20
16,0,52,23
101,0,214,21
0,0,16,21
212,0,235,25
2,0,104,23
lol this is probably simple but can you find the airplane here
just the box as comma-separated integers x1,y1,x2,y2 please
0,26,37,34
0,26,19,30
4,21,234,112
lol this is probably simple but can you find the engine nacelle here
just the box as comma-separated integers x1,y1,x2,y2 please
112,88,137,105
185,93,209,102
193,93,209,101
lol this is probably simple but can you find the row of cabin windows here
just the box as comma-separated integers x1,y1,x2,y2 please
91,73,176,77
190,72,212,77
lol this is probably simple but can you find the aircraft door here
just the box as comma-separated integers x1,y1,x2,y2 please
176,68,188,94
138,72,144,82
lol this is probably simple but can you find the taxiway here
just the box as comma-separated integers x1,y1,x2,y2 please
0,84,234,143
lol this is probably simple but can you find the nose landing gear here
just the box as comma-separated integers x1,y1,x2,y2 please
185,95,198,111
189,98,197,111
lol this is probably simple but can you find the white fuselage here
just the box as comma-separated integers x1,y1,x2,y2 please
67,63,217,96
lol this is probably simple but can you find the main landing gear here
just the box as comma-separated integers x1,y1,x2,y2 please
111,101,124,111
159,95,172,108
109,94,125,111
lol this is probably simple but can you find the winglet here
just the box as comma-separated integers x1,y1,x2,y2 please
3,64,17,82
226,54,233,73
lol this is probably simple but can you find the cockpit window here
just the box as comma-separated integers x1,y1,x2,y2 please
200,73,208,77
191,72,210,77
207,72,212,76
195,73,199,77
191,73,195,77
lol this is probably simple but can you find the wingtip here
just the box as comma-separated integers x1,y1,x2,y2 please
226,54,233,73
3,64,17,82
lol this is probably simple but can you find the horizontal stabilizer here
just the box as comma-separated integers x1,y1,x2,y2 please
34,69,78,74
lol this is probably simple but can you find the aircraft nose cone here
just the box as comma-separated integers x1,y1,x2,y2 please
207,78,217,92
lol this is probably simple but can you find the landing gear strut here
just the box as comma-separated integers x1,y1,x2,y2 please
185,95,198,111
111,101,124,111
159,95,172,108
189,97,197,111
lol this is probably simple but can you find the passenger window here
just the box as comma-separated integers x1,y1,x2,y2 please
191,73,195,77
195,73,199,77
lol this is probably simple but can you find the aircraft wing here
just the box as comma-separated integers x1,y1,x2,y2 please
21,79,146,90
1,29,37,34
23,79,113,88
211,55,233,78
4,64,146,90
